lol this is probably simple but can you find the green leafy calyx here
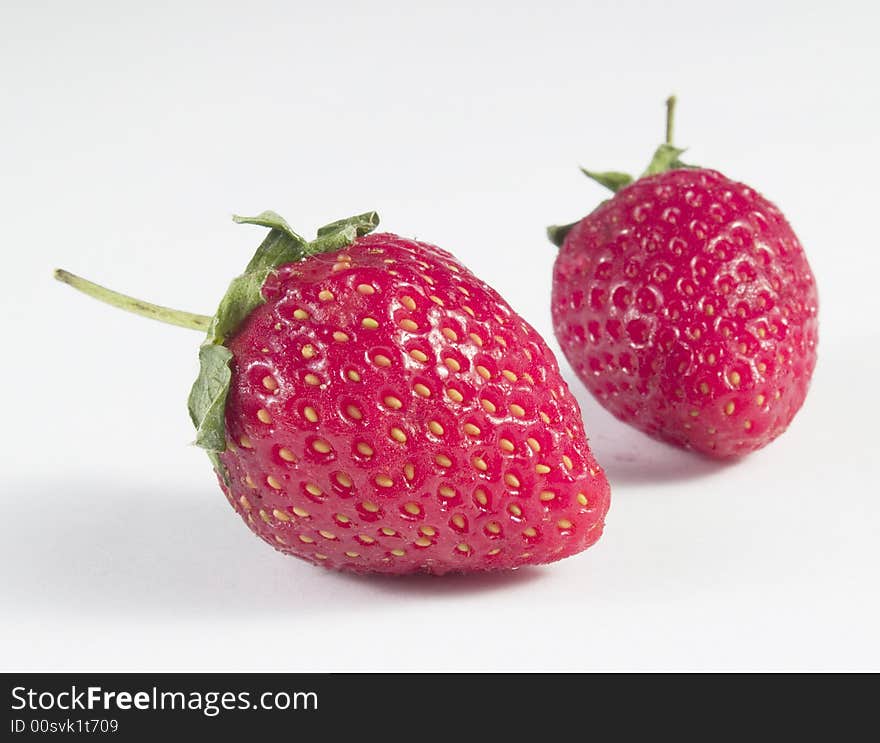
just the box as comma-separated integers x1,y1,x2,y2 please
548,95,700,247
187,210,380,459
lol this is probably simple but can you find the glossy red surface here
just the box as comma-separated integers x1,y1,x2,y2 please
220,233,610,573
552,169,818,458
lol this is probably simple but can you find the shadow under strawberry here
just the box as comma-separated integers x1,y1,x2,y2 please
564,372,732,486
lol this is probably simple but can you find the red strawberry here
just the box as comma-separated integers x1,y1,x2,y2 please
56,211,610,574
549,98,818,459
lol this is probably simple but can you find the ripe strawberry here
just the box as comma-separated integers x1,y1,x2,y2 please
56,211,610,574
548,98,818,459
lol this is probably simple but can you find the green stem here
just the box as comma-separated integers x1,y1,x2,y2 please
53,269,211,332
665,95,677,145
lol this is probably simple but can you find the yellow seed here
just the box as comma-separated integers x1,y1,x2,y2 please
375,475,393,488
447,388,464,403
259,509,272,523
689,410,700,418
345,551,360,558
756,394,766,406
356,442,374,457
499,438,514,453
451,514,466,529
239,435,254,449
469,332,483,346
456,543,471,553
244,474,256,488
539,411,551,424
357,283,375,295
319,530,336,540
373,354,391,367
560,455,573,471
262,375,278,391
757,362,768,373
334,513,350,524
505,473,521,488
704,304,715,316
381,528,398,538
432,453,452,468
279,447,296,462
539,490,555,501
312,439,331,454
409,349,428,363
273,509,289,522
502,370,518,382
510,404,525,418
577,493,588,506
414,537,432,547
362,501,380,513
724,401,735,415
487,548,501,556
404,463,415,480
744,420,753,430
299,534,315,544
508,503,522,517
293,308,309,320
463,423,481,436
314,553,328,560
303,406,319,423
430,295,445,306
413,383,431,397
401,295,417,310
301,344,317,359
458,286,470,296
404,502,421,515
346,404,363,420
390,548,406,557
444,357,461,372
438,485,456,498
474,489,488,506
523,527,537,538
347,369,361,382
486,522,501,534
257,408,272,424
383,395,403,410
481,399,497,414
699,382,710,395
267,475,282,490
558,518,573,529
476,365,491,380
420,525,436,537
729,371,742,387
400,318,419,332
318,290,334,302
442,327,458,341
428,420,444,436
362,317,379,329
304,483,322,497
535,464,551,474
239,495,252,511
293,506,310,517
522,372,534,384
333,331,350,343
389,427,407,443
472,457,488,472
359,535,375,544
304,373,321,386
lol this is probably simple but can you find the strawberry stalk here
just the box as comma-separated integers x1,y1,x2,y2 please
547,95,697,247
53,269,211,331
55,210,380,479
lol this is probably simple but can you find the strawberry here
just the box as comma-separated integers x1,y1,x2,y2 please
548,98,818,459
56,211,610,574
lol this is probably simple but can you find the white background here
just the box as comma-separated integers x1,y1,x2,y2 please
2,0,878,671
